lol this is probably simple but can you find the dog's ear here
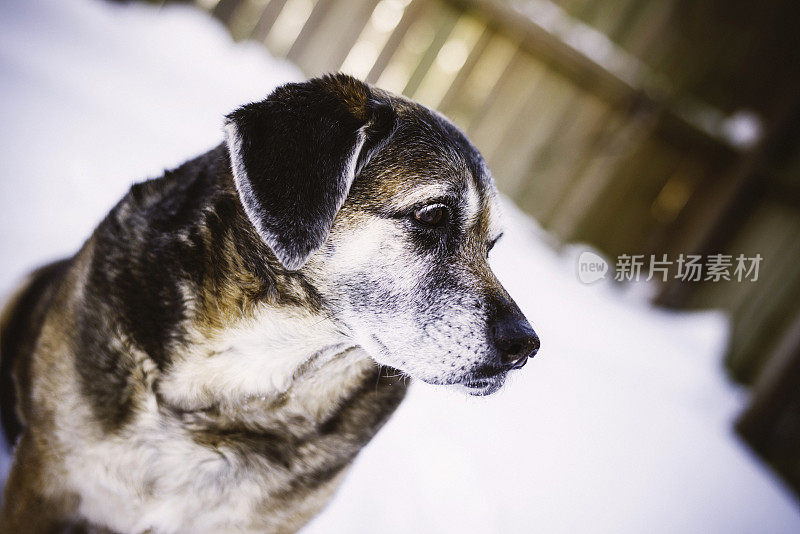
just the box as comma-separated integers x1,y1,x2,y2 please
224,74,397,271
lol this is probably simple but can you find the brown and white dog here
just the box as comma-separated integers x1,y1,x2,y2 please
0,74,539,533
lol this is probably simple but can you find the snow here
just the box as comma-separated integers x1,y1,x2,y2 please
0,0,798,532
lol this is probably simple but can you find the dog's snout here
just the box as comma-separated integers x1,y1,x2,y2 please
490,316,540,370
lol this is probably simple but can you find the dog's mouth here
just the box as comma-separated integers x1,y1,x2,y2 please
455,366,509,396
416,369,507,396
460,376,505,396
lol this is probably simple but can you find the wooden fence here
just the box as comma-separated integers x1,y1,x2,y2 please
156,0,800,496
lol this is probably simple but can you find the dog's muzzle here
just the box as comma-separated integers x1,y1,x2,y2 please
458,314,539,395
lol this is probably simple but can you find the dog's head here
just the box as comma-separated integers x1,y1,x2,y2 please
224,74,539,395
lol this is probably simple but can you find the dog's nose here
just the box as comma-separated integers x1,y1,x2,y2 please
491,317,540,370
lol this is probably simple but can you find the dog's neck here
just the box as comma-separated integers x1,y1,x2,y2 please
148,162,371,413
157,301,362,411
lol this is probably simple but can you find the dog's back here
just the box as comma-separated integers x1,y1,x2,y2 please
0,260,71,452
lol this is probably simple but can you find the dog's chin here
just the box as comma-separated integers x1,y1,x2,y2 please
449,374,507,396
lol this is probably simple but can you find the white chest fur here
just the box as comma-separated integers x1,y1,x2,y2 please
158,305,351,410
59,306,379,533
66,350,378,533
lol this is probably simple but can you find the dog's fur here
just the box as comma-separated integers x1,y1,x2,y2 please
0,74,538,533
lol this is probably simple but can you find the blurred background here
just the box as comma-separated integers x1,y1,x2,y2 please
2,0,800,531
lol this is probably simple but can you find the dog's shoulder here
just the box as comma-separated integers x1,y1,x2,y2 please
70,145,259,429
0,258,72,448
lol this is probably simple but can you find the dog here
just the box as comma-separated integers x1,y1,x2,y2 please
0,73,539,533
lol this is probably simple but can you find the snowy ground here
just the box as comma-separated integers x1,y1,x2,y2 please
0,0,798,532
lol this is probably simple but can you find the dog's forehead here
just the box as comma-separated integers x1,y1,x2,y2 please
353,99,501,231
399,102,492,189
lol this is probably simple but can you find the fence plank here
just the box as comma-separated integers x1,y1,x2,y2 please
444,32,518,130
251,0,289,41
365,0,428,84
519,93,605,220
737,308,800,451
264,0,317,58
229,0,273,40
213,0,244,24
437,25,492,114
498,74,579,197
401,5,460,97
325,0,382,73
413,14,485,109
286,0,337,63
548,103,659,241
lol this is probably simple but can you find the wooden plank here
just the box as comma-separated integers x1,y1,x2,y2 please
737,307,800,450
413,14,486,109
534,97,616,225
365,0,428,84
588,141,681,252
401,6,460,97
687,202,787,318
326,0,382,72
339,0,410,80
446,0,640,106
606,0,653,44
548,102,659,241
251,0,289,41
466,45,528,137
638,158,706,254
437,25,492,114
229,0,272,41
286,0,337,64
617,0,676,59
195,0,222,10
725,213,800,382
443,32,517,130
294,0,381,76
468,51,546,172
490,72,578,196
588,0,641,39
213,0,244,24
520,93,611,222
264,0,316,58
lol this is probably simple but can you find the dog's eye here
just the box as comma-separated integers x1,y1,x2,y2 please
413,204,447,227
